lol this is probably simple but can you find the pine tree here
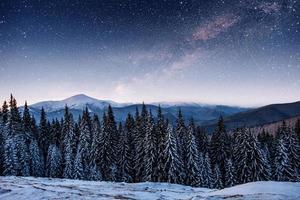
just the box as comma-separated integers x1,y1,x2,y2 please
49,119,61,146
284,128,300,181
1,101,8,125
18,101,32,176
89,160,102,181
3,136,18,175
77,108,93,180
202,153,213,188
15,133,30,176
39,107,50,167
258,130,274,177
29,139,44,177
195,126,209,154
90,114,102,178
30,116,39,140
4,95,29,176
0,101,8,175
74,144,84,180
118,122,132,182
295,119,300,143
225,159,235,187
185,119,201,187
234,128,270,184
164,123,183,184
275,123,300,181
273,138,294,181
134,103,148,182
47,144,62,178
156,105,167,182
124,113,135,182
62,106,77,179
99,106,118,181
175,108,187,182
210,116,231,185
213,165,223,189
143,112,157,182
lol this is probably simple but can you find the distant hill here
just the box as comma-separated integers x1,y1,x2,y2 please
20,94,248,124
203,101,300,133
249,115,300,136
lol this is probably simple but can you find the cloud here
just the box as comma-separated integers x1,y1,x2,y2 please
192,14,240,41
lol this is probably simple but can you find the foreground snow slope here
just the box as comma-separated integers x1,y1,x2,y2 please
0,176,299,200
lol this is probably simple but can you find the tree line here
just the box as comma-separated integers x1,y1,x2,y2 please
0,95,299,189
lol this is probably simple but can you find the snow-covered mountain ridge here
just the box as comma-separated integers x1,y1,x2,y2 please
22,94,247,124
29,94,131,112
29,94,234,111
0,176,299,200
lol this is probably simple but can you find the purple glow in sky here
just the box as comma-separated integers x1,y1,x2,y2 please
0,0,299,106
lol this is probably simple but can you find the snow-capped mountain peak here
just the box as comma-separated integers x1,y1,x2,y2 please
29,94,128,112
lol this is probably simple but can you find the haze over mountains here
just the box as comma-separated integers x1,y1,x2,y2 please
22,94,300,132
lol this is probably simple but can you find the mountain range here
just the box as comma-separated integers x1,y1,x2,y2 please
203,101,300,132
22,94,300,133
22,94,248,124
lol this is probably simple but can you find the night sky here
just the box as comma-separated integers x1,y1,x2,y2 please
0,0,299,106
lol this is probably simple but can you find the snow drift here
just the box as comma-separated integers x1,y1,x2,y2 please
0,176,299,200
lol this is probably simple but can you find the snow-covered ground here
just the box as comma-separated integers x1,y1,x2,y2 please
0,176,299,200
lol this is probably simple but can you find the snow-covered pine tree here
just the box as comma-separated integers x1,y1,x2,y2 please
99,106,118,181
15,102,32,176
74,144,84,180
89,160,102,181
295,119,300,143
0,106,3,175
202,153,213,188
117,122,132,182
47,144,62,178
213,165,223,189
163,123,183,184
77,107,93,180
195,126,209,154
29,139,44,177
39,107,50,167
156,105,167,182
257,130,274,177
275,123,300,181
175,108,187,182
1,101,8,127
5,96,31,176
284,128,300,181
134,103,148,182
273,138,294,181
3,135,17,176
15,133,30,176
62,106,77,179
49,119,61,147
233,127,270,184
143,111,158,182
90,114,102,180
210,116,231,185
225,158,235,187
124,113,135,182
0,101,8,175
185,119,201,187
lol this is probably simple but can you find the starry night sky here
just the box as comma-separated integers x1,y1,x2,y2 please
0,0,299,106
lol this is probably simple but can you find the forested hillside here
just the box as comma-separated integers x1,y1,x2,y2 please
0,95,299,189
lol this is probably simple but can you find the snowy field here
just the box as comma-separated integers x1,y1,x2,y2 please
0,176,299,200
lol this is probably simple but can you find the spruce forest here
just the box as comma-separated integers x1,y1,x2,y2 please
0,95,300,189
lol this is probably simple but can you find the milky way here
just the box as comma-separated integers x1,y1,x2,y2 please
0,0,299,106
